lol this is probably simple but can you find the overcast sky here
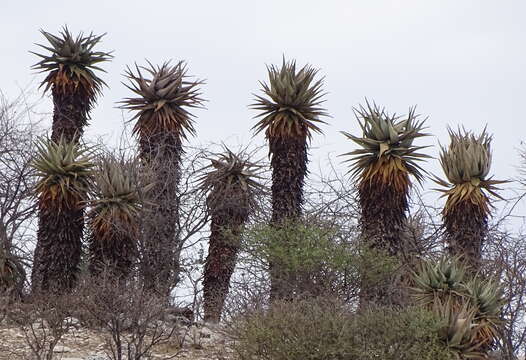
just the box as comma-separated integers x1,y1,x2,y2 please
3,0,526,223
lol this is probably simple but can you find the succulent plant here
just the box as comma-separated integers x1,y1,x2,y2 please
0,248,25,299
32,26,112,143
198,146,265,211
412,258,504,359
434,297,485,359
412,257,467,305
33,138,94,211
341,100,430,186
31,138,94,293
435,127,507,269
251,57,328,298
31,26,112,95
199,146,265,322
435,127,505,216
340,101,431,305
251,58,328,142
120,61,204,145
88,156,150,278
119,60,204,297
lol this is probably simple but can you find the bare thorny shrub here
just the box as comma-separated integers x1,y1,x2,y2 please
0,91,42,302
74,275,186,360
483,225,526,359
1,275,191,360
2,293,75,360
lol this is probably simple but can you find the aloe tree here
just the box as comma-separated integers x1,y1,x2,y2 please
341,101,429,304
120,61,204,297
251,58,328,299
199,147,264,322
31,139,93,293
87,157,148,279
31,26,110,294
251,58,328,223
31,26,112,143
435,128,506,270
341,101,430,256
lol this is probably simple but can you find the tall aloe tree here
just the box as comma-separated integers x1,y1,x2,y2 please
87,157,148,280
31,26,112,143
342,102,429,256
31,139,93,293
199,147,264,322
341,101,429,304
251,59,327,300
120,61,204,297
251,58,328,224
435,128,505,270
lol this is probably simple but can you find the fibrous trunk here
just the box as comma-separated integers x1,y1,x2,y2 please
203,208,246,322
269,136,308,300
358,173,409,256
358,171,409,305
445,200,487,271
31,204,84,294
139,133,182,298
270,136,307,223
50,81,91,143
88,228,137,280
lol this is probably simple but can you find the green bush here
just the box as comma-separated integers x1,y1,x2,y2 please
241,222,399,301
353,306,453,360
228,298,356,360
228,297,453,360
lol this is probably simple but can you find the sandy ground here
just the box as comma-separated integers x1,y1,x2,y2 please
0,321,234,360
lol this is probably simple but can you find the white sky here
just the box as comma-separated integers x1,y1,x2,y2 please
3,0,526,224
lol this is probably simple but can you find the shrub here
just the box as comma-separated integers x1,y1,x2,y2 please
228,298,356,360
74,275,183,360
353,306,453,360
240,222,399,302
6,293,75,360
227,297,453,360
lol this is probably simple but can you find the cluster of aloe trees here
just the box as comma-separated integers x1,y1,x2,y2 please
2,26,505,348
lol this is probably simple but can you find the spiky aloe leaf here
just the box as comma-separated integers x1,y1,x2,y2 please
341,100,431,184
435,127,507,216
87,156,151,277
31,26,112,95
119,61,205,141
88,156,151,241
251,58,328,143
32,138,94,211
412,257,467,306
463,277,504,348
412,258,504,357
198,146,266,212
435,297,486,359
